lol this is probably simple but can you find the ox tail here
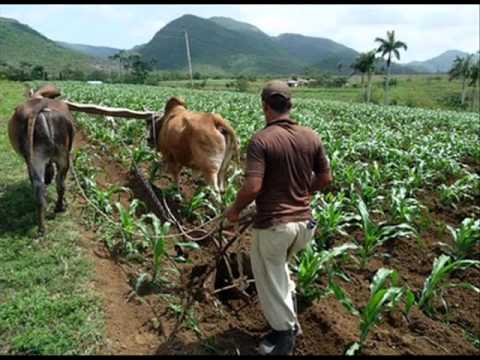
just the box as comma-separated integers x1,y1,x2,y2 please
216,120,239,192
26,100,50,179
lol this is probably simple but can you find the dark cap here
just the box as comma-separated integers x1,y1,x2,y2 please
261,80,292,101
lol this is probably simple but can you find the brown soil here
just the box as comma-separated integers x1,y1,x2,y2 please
71,126,480,355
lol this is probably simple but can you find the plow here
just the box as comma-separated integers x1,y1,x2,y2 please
65,98,256,338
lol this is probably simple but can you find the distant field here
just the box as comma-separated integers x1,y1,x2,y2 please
157,74,475,112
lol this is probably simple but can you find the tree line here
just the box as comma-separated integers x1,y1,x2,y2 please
351,30,479,110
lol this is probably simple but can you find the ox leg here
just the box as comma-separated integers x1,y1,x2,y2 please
54,155,69,213
31,152,49,235
44,161,55,185
204,170,220,193
167,161,182,185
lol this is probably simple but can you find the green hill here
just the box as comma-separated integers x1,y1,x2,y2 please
139,14,305,75
406,50,476,73
0,17,100,75
139,15,423,76
274,33,359,70
56,41,121,60
209,16,265,34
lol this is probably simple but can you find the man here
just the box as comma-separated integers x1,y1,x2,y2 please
225,81,332,355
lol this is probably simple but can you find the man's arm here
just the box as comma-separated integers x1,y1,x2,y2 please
226,136,265,223
225,176,262,222
310,168,332,193
311,135,332,193
233,176,262,212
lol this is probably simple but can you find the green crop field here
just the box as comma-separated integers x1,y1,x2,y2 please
2,79,479,355
156,74,473,112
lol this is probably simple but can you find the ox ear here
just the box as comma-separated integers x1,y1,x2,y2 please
164,96,187,113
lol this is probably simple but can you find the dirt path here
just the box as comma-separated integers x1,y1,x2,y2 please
72,131,163,355
78,232,158,354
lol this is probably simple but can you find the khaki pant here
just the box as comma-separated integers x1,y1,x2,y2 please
251,220,315,331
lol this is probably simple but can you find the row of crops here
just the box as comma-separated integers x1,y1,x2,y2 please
36,81,480,354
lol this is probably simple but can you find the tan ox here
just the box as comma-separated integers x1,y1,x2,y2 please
8,84,75,235
147,97,239,192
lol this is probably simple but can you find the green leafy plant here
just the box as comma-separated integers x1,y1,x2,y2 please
182,187,216,221
346,268,404,355
439,218,480,259
439,173,480,208
355,197,415,268
312,192,357,248
138,213,171,280
390,187,422,224
115,199,142,253
418,255,480,316
297,243,358,301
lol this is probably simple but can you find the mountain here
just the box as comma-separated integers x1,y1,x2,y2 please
56,41,121,59
274,33,358,72
2,14,469,77
138,15,424,75
139,14,304,75
406,50,471,73
0,17,104,75
209,16,264,34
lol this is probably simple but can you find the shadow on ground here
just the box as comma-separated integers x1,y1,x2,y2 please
0,180,37,236
154,328,258,355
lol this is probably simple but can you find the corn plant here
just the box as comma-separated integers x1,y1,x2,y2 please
355,198,415,268
138,213,171,280
328,278,360,317
84,180,128,217
438,218,480,259
312,192,358,249
131,144,156,168
439,173,480,209
346,268,404,355
115,199,143,253
297,242,358,301
182,187,216,222
418,255,480,316
219,167,243,208
389,187,423,225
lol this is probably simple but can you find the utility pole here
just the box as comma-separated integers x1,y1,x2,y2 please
184,31,193,87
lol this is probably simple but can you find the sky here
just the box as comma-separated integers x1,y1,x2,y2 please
0,4,478,63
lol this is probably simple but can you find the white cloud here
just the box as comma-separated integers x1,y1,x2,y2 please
235,4,479,62
0,4,478,61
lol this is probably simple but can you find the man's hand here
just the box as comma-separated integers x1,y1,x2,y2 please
224,176,262,223
225,206,241,223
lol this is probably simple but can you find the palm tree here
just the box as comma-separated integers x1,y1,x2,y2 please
351,51,378,103
449,54,473,106
351,56,366,87
363,51,378,103
468,53,479,110
375,30,408,105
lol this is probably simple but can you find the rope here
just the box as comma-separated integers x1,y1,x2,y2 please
72,158,226,244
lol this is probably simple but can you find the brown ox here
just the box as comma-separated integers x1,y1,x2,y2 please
146,97,239,192
8,84,75,235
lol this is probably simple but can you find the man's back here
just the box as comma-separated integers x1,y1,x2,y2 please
246,119,330,229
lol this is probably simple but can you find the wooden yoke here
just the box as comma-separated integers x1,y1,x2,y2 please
64,100,161,120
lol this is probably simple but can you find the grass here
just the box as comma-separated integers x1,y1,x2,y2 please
0,80,104,354
156,74,473,112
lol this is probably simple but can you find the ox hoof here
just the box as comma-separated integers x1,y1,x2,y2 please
36,228,46,239
54,203,67,213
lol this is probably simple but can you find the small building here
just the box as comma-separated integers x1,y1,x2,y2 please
287,78,311,88
87,80,103,85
